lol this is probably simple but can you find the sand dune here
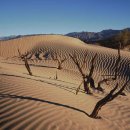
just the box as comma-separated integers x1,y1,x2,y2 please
0,35,130,130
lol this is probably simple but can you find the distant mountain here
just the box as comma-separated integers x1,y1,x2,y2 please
0,35,22,40
0,34,57,41
66,28,130,43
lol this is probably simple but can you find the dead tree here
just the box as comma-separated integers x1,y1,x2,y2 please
85,54,97,89
35,52,42,60
90,80,129,118
18,49,32,76
90,43,129,119
97,44,121,91
55,71,58,80
69,52,97,94
43,52,50,60
51,51,67,70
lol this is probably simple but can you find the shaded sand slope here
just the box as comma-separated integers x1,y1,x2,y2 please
0,35,130,130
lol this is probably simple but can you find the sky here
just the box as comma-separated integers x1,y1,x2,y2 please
0,0,130,36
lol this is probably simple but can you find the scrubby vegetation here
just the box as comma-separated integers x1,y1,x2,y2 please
98,29,130,49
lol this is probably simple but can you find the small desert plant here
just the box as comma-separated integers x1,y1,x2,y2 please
51,51,67,70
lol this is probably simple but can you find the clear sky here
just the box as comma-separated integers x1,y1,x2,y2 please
0,0,130,36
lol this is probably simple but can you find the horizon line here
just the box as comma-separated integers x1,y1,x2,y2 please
1,27,130,37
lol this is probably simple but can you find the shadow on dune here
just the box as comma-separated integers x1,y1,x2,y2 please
1,61,57,69
0,73,85,94
0,93,89,117
32,74,77,85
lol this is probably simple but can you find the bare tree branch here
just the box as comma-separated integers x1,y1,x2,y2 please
18,49,32,76
76,80,84,95
90,80,129,118
88,53,97,78
97,43,121,91
81,52,88,69
69,53,85,78
51,51,67,70
69,53,97,94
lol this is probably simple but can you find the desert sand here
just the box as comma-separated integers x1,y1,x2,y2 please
0,35,130,130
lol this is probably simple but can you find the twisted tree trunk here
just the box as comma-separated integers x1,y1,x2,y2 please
83,78,91,94
24,58,32,76
18,49,32,76
90,80,129,118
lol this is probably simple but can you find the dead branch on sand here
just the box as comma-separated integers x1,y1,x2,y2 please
90,80,129,118
18,49,32,76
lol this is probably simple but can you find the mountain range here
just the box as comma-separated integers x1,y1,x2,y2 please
1,28,130,44
66,28,130,43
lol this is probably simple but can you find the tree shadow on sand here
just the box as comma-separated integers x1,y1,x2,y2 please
0,93,89,117
25,73,77,86
1,61,57,69
0,73,85,94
